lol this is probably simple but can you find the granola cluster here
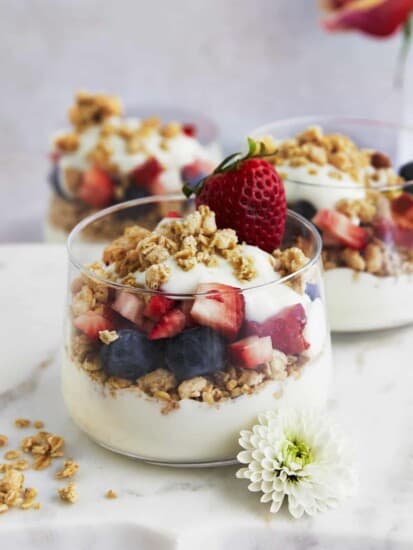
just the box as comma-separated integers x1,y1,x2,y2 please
259,126,402,186
323,239,413,276
318,190,413,276
100,205,288,287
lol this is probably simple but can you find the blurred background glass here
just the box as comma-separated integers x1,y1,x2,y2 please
0,0,412,241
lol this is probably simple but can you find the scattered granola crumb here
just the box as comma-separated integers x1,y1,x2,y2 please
98,330,119,345
4,450,21,460
55,460,79,480
13,459,30,471
15,418,31,429
33,421,45,430
105,489,118,499
0,435,8,448
58,482,78,504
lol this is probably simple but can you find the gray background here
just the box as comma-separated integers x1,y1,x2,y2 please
1,0,412,241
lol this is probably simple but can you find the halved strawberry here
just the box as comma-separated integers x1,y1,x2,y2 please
229,336,273,369
312,209,369,250
143,295,175,322
74,311,114,340
182,124,196,137
244,304,309,355
149,309,186,340
190,283,245,340
112,291,145,325
131,158,164,190
391,193,413,230
78,167,115,208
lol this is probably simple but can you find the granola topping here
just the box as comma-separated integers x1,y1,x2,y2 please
259,126,402,187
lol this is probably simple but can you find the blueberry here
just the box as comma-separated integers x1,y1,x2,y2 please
117,184,152,220
100,329,164,380
399,161,413,194
305,282,321,301
165,327,227,381
48,164,66,199
290,200,317,221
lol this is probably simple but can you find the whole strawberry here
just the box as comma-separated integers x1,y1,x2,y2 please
183,139,287,252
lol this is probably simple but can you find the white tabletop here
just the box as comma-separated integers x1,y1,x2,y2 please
0,244,412,549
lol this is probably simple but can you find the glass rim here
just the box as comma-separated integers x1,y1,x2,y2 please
67,194,322,298
249,115,413,191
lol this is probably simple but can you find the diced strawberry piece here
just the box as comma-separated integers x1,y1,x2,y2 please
112,291,145,325
391,193,413,230
182,124,197,137
229,336,273,369
131,158,164,190
190,283,245,340
74,311,114,340
244,304,309,355
78,167,115,208
312,209,369,250
165,211,182,218
322,231,343,247
143,295,175,322
149,309,186,340
374,219,413,249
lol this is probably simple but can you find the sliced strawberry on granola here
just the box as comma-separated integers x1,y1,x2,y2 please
78,167,115,208
391,193,413,230
228,335,273,369
143,295,175,322
149,309,186,340
112,291,145,325
244,303,309,355
74,311,114,340
312,209,369,250
190,283,245,340
131,158,164,190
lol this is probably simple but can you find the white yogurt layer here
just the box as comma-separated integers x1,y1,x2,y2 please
62,343,332,462
282,163,366,211
56,116,220,195
325,268,413,331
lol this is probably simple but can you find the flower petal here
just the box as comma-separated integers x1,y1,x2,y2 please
321,0,413,37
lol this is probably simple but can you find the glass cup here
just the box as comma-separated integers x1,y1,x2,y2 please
62,196,332,466
45,107,222,244
250,117,413,332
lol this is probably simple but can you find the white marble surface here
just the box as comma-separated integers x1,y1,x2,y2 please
1,244,413,549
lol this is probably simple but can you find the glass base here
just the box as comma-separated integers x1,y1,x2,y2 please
91,436,238,468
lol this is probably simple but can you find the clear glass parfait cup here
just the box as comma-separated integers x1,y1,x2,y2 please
251,117,413,332
63,195,332,466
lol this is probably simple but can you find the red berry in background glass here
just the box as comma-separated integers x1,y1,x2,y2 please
131,157,164,190
182,124,197,137
79,167,115,208
391,192,413,230
184,139,287,252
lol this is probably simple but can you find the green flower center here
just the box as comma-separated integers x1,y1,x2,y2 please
281,438,313,469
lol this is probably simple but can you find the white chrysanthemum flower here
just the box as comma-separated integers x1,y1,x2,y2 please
236,408,356,519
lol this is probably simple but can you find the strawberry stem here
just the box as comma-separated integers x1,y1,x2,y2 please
182,138,269,198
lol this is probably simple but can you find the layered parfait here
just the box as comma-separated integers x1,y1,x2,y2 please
46,91,219,242
253,122,413,331
62,145,331,463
